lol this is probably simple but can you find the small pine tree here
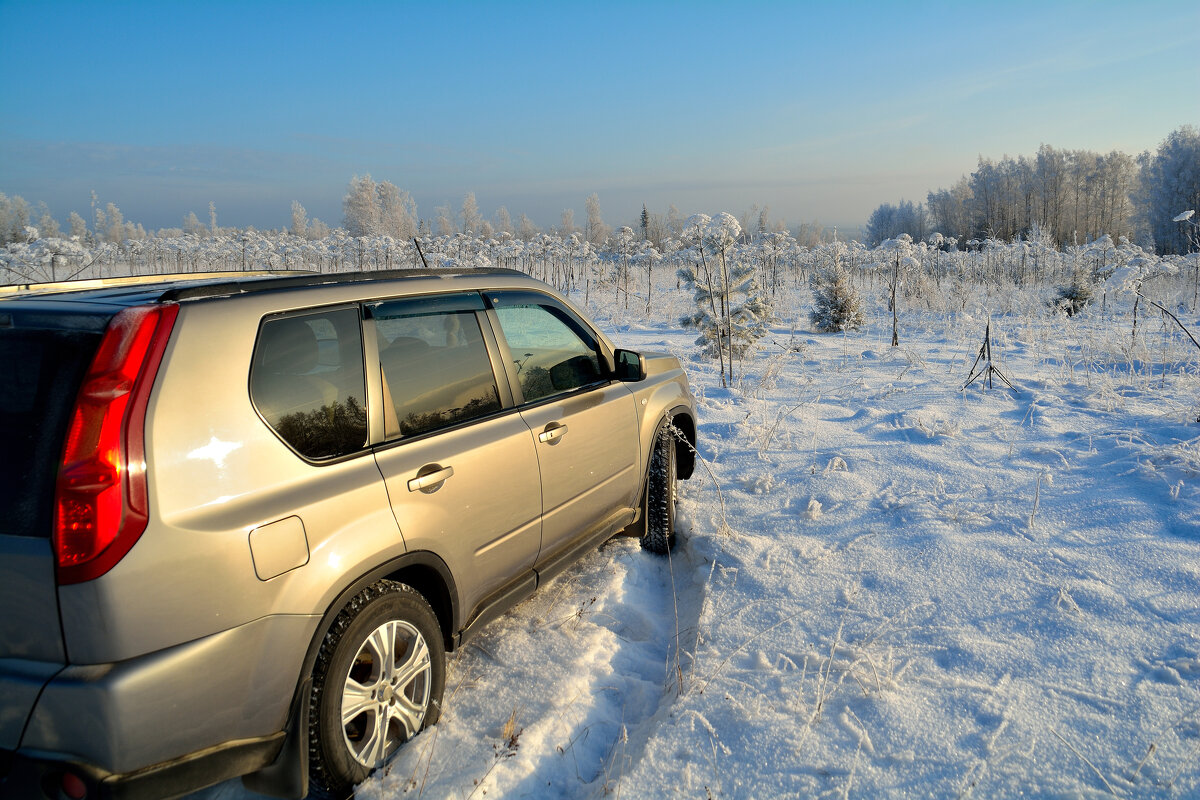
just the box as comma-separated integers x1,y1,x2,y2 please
810,262,865,332
679,262,771,359
678,211,773,386
1054,267,1093,316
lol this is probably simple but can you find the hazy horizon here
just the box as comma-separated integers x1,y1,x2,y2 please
1,0,1195,234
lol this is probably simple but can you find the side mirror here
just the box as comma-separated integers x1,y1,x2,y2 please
613,349,645,382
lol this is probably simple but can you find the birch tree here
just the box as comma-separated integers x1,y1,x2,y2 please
290,201,308,238
343,175,381,236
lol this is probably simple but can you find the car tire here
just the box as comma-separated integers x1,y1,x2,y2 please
640,423,677,554
308,580,445,797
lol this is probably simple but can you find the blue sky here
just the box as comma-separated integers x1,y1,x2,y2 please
0,0,1195,233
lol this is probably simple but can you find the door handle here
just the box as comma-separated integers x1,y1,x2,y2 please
407,465,454,493
538,423,568,444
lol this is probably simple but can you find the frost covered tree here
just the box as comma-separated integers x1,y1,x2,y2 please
1054,265,1094,316
517,213,539,241
494,206,513,236
866,200,928,244
343,175,415,238
1174,210,1200,307
460,192,482,235
183,211,205,237
678,214,723,375
926,177,974,243
919,143,1141,247
96,202,142,243
0,193,32,244
308,217,331,239
343,176,377,235
343,175,384,237
378,182,417,239
634,240,660,311
760,230,796,295
559,208,576,237
666,204,683,238
1176,209,1199,250
615,225,635,307
434,205,455,236
879,234,917,345
68,211,88,240
34,202,60,238
1138,126,1200,255
585,193,608,246
290,201,308,238
0,233,89,283
678,212,771,385
810,242,865,332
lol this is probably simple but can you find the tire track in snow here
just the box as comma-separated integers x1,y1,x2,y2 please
461,527,706,799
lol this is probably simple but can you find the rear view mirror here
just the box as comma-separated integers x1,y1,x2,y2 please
613,349,645,382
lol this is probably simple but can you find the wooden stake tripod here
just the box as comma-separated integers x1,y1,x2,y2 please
963,319,1014,391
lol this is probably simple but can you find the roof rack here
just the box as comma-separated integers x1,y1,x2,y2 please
156,267,530,302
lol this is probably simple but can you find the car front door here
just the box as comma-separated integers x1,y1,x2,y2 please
484,291,641,564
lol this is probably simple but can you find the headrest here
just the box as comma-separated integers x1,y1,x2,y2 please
259,318,319,375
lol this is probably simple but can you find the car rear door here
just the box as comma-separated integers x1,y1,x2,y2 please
365,293,542,624
483,291,641,565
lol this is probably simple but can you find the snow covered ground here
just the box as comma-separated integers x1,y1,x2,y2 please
195,283,1200,799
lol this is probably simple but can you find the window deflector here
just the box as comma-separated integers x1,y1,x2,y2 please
369,292,502,440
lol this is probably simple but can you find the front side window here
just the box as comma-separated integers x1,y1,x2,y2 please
371,294,501,438
250,308,367,460
489,295,604,403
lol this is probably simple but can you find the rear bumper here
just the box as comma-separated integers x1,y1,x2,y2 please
1,733,282,800
1,614,315,798
0,659,62,750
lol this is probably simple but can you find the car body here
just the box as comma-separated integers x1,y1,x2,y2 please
0,268,697,799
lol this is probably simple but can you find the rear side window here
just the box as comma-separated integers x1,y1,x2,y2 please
250,308,367,460
370,294,501,439
0,327,102,538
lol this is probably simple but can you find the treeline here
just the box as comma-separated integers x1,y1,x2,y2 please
866,126,1199,255
4,219,1195,307
337,176,842,251
0,175,842,255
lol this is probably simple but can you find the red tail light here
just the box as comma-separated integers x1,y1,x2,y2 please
54,303,179,585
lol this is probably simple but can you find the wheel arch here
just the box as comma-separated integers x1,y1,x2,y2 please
667,405,696,480
321,551,460,655
631,406,696,516
242,550,460,797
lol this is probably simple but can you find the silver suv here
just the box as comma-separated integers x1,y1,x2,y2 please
0,268,696,799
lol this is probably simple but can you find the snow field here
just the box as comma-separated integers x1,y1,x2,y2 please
195,281,1200,799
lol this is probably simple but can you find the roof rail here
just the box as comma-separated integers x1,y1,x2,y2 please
1,267,534,302
0,270,313,297
156,267,530,302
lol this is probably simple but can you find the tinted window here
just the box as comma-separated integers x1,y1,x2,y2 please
372,297,501,438
251,308,367,460
491,300,604,403
0,328,102,537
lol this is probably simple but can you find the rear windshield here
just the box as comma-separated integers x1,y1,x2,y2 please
0,328,103,538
